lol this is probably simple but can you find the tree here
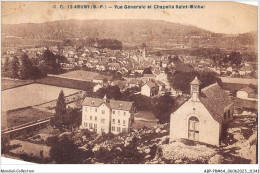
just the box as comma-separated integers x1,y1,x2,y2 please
134,72,142,78
2,57,10,77
112,71,122,80
153,94,175,124
155,51,162,57
51,90,66,130
64,108,82,131
9,56,19,78
95,86,122,100
167,70,218,94
97,39,123,50
49,135,89,164
19,54,33,79
1,134,10,154
228,52,242,67
41,49,61,74
121,87,140,101
129,94,153,111
143,67,152,74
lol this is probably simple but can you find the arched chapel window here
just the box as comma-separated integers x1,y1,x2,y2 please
188,116,199,141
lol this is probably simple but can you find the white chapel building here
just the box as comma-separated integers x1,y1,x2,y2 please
170,77,234,146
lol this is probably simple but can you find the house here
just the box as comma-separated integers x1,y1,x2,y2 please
156,81,165,91
135,69,144,74
92,75,113,84
93,84,103,93
110,100,135,134
236,86,258,101
161,61,168,68
220,77,258,91
128,79,143,88
108,63,120,71
170,77,234,146
170,88,182,97
141,81,159,97
142,74,156,82
111,80,128,92
81,96,135,134
155,71,167,83
226,66,232,72
95,64,106,71
86,62,93,68
239,65,253,76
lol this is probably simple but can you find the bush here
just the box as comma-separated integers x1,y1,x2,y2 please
49,135,89,164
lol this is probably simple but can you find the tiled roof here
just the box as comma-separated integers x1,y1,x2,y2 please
143,81,158,88
153,69,161,75
112,80,127,88
110,100,133,111
199,83,233,124
220,77,258,85
239,86,255,94
143,74,156,78
156,81,165,86
241,66,253,72
81,97,104,107
82,97,133,111
129,79,143,85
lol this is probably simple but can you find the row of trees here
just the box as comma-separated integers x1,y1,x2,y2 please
2,54,46,79
2,54,47,80
212,51,242,67
168,70,219,94
97,39,123,50
2,49,65,80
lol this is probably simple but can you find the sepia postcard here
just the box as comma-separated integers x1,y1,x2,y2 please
1,0,259,173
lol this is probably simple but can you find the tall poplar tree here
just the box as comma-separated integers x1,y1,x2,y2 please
51,90,66,130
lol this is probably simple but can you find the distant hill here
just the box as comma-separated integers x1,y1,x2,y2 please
1,19,257,51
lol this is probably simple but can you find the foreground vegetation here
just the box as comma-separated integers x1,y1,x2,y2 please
3,112,257,164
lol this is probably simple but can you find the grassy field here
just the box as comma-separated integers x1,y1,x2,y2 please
1,107,54,130
2,83,81,111
132,111,159,129
55,70,99,81
35,76,94,91
1,79,33,91
134,111,157,120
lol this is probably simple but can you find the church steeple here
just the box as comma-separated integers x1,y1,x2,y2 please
103,95,107,103
190,77,201,102
142,46,146,58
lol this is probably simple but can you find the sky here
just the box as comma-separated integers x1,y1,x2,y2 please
1,1,258,34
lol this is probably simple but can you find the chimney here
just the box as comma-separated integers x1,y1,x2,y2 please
190,76,201,102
